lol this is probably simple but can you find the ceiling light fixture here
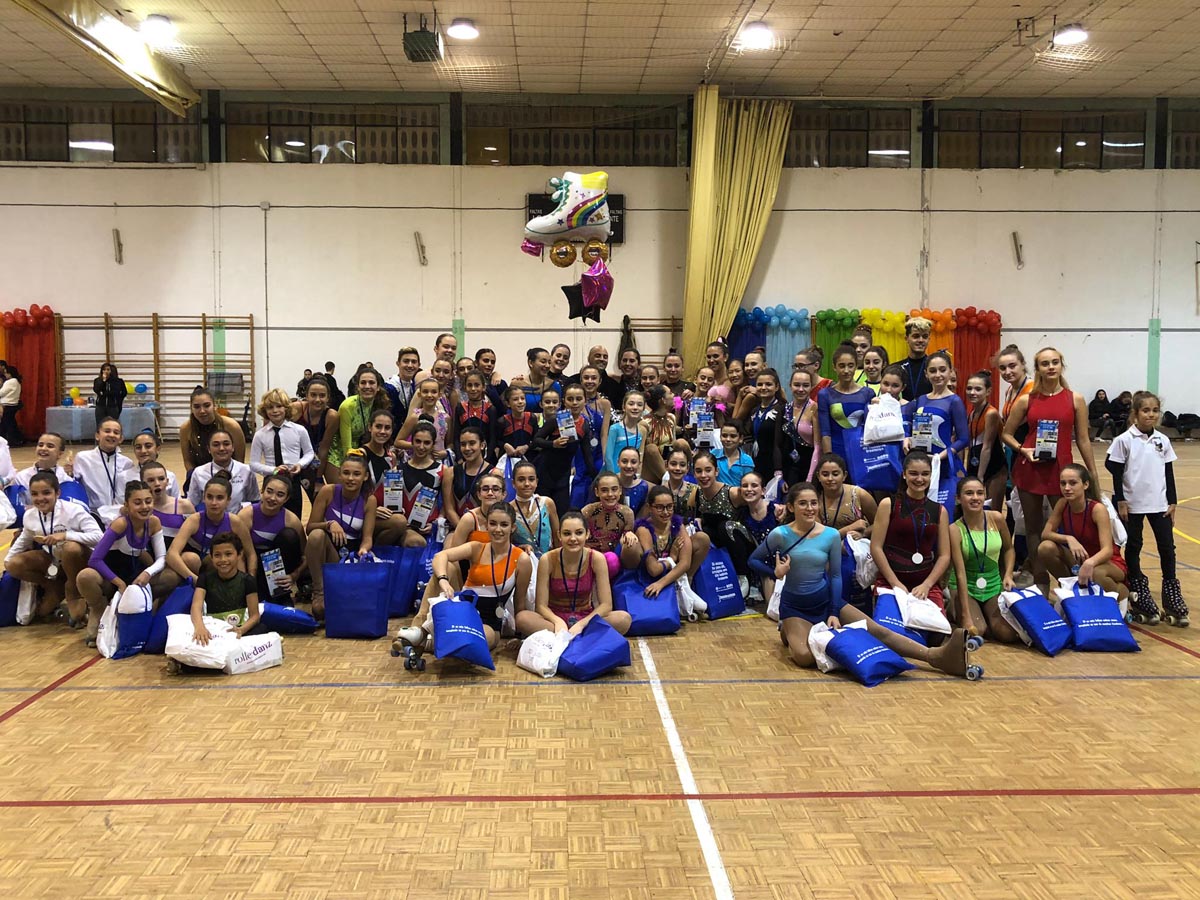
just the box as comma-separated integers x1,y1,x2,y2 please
738,21,774,51
1054,23,1088,46
1075,140,1087,147
482,145,497,151
285,140,306,147
139,13,177,48
69,139,114,151
446,18,479,40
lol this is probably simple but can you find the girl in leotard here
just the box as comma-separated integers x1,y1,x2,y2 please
510,347,553,416
737,471,784,605
237,472,307,603
400,503,532,653
510,460,558,557
665,448,699,520
566,381,604,510
499,386,536,463
1003,347,1097,586
690,367,717,448
903,351,970,516
291,375,339,496
870,450,952,612
694,450,754,586
167,473,256,580
582,471,643,573
397,377,452,462
305,450,377,618
131,430,178,498
533,387,597,516
751,482,974,676
780,369,820,488
331,367,389,470
605,391,647,473
948,476,1018,642
748,369,785,484
815,453,877,609
473,348,508,413
179,387,246,492
447,473,509,549
640,385,681,485
1037,464,1127,601
375,422,449,548
448,426,490,528
578,366,611,461
635,485,693,601
143,461,194,544
861,346,888,394
517,511,631,636
616,446,649,518
358,409,397,488
429,358,460,416
452,369,500,461
819,347,876,463
78,479,174,647
964,370,1007,513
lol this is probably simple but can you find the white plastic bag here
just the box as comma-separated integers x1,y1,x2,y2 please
15,581,36,626
1102,495,1127,547
896,587,953,634
863,394,905,445
997,590,1035,647
766,579,783,622
676,572,707,622
806,619,868,673
763,474,784,503
849,537,878,588
224,632,283,674
96,603,119,657
116,584,153,615
928,454,942,504
164,613,238,669
0,489,15,530
1052,577,1127,620
1009,488,1025,537
517,629,570,678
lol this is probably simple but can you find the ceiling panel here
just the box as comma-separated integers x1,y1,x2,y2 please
0,0,1194,97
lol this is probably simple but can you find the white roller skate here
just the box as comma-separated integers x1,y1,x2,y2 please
522,171,612,265
390,624,432,671
1126,574,1161,625
1162,578,1189,628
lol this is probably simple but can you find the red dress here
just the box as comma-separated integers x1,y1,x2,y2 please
1012,389,1075,496
1060,500,1127,574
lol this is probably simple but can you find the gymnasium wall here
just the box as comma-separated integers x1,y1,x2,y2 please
0,163,1196,417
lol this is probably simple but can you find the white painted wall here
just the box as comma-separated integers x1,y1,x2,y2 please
0,163,1196,416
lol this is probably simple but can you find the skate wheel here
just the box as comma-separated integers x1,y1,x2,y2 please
966,636,984,652
416,658,426,672
966,665,984,681
687,613,699,623
550,242,576,267
390,647,401,658
1164,615,1177,626
404,657,415,670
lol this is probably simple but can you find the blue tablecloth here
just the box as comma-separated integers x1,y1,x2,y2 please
44,406,158,442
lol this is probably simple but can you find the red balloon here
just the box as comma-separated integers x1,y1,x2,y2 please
965,306,977,317
2,313,12,329
976,321,988,334
40,305,53,316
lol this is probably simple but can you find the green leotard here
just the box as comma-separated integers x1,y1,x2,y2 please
947,516,1002,602
329,395,373,466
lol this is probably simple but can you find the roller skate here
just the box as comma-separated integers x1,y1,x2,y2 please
1162,578,1189,628
931,628,984,681
390,625,431,671
1125,574,1160,625
521,171,612,266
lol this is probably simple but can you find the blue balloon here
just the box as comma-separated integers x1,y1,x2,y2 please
774,304,787,316
798,308,809,318
754,308,768,324
788,318,800,331
135,383,148,394
734,309,749,325
62,397,73,407
769,316,780,327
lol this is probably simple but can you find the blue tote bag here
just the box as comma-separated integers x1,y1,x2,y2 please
324,554,392,639
872,590,927,646
556,617,631,681
825,627,914,687
431,592,495,669
611,570,681,636
1061,589,1140,653
373,544,424,618
0,572,20,627
842,426,902,492
689,547,745,619
259,602,319,634
1003,588,1071,656
143,579,194,653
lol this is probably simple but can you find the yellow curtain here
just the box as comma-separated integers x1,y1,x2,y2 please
681,88,792,371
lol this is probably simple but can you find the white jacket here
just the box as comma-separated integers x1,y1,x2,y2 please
5,499,103,562
74,448,137,510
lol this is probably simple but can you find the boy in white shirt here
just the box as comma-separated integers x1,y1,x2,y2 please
248,389,315,517
73,418,136,521
4,470,102,625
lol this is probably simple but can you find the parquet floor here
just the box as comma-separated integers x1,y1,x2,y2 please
2,443,1199,898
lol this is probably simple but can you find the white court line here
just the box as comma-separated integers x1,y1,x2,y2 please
637,638,734,900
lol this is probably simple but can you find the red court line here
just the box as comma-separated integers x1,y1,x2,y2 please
2,786,1198,810
1131,625,1200,661
0,656,101,726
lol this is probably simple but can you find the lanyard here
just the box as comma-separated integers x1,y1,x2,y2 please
821,490,845,529
752,406,771,443
37,507,56,554
562,548,586,613
398,380,414,408
489,545,514,597
100,450,119,503
459,460,486,506
333,490,364,532
515,496,543,549
905,357,927,394
905,496,931,561
969,405,988,442
355,398,370,439
199,513,223,551
962,519,989,574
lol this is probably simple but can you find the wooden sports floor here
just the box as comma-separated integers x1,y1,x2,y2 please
2,443,1200,899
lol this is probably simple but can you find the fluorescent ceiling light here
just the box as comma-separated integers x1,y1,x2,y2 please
69,140,114,151
285,140,306,147
1055,23,1088,46
446,18,479,40
139,13,177,48
868,149,910,156
482,145,497,151
1103,141,1144,148
1075,140,1087,147
738,21,773,51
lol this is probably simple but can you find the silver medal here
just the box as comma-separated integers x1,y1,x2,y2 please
975,576,988,590
911,552,924,564
46,563,59,579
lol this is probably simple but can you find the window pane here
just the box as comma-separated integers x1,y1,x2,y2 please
312,125,355,163
595,128,634,166
1102,132,1144,169
114,123,155,162
159,124,201,163
981,132,1019,168
356,126,397,164
226,124,269,162
397,126,438,164
0,122,24,161
1062,112,1102,132
1105,111,1144,132
466,126,508,165
1062,132,1100,169
271,126,310,162
551,128,593,167
870,109,910,131
511,128,550,165
226,104,268,125
980,110,1020,131
938,132,980,168
1020,132,1061,168
68,123,114,161
25,123,67,160
829,109,868,130
1171,132,1200,169
829,130,867,166
1021,110,1062,132
1174,111,1200,132
270,105,310,126
868,130,910,167
785,129,826,167
634,129,675,166
940,110,979,131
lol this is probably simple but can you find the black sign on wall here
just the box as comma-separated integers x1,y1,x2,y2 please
525,193,625,244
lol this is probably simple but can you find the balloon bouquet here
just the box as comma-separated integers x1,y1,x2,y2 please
521,171,615,323
732,306,811,375
952,307,1003,404
858,308,908,364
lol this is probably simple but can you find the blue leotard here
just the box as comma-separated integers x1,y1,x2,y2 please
749,524,842,622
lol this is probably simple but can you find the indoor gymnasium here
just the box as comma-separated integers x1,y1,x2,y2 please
0,1,1199,897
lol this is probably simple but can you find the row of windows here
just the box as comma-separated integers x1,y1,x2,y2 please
4,98,1200,169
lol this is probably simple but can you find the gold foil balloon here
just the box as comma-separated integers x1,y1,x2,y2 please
550,242,577,267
